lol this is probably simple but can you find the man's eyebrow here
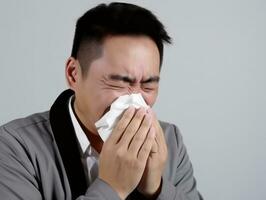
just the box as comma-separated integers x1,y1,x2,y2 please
141,76,160,83
108,74,136,83
108,74,160,84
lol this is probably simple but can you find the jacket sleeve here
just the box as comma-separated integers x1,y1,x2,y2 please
77,124,204,200
0,126,43,200
76,178,121,200
0,125,121,200
156,124,204,200
0,122,203,200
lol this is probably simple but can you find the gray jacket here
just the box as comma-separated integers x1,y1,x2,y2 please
0,90,203,200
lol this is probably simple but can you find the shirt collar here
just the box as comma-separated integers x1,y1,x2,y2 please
68,95,90,155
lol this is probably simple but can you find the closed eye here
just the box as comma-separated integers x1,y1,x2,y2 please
143,87,153,90
142,86,156,92
106,83,125,89
142,82,158,92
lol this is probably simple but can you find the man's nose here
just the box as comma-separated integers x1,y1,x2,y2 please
127,86,148,102
127,85,142,95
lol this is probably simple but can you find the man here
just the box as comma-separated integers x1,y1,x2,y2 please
0,2,203,200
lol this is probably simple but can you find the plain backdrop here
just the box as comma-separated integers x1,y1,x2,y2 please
0,0,265,199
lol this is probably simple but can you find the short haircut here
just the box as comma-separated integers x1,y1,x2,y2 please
71,2,172,75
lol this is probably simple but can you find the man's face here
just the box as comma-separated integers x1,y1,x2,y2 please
72,35,160,134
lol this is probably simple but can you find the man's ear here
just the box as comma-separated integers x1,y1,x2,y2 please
65,57,80,90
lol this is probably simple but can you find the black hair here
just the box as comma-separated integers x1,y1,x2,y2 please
71,2,172,74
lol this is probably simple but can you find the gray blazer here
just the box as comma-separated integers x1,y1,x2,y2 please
0,90,203,200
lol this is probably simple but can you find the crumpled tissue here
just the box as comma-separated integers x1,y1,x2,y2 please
95,93,149,142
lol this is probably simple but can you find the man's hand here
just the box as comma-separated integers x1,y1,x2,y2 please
98,107,155,200
137,110,168,198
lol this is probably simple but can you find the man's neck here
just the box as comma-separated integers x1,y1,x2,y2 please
72,99,103,154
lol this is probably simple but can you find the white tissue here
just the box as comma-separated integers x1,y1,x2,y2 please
95,93,149,142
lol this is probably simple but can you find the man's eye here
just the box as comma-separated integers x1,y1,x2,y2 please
142,84,157,91
143,87,154,92
110,84,124,89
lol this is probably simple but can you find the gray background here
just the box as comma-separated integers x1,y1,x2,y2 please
0,0,265,199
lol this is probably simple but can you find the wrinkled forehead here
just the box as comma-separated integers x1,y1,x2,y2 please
88,35,160,81
109,37,158,69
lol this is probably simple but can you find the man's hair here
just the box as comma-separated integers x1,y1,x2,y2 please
71,2,172,75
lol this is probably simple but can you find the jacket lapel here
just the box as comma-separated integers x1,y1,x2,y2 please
49,89,87,199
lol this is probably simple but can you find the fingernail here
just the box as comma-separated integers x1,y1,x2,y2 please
148,107,153,114
150,127,155,138
128,106,135,112
147,113,153,125
140,107,146,113
148,109,153,118
128,106,134,109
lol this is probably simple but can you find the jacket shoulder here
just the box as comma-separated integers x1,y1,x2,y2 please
159,120,182,137
159,120,184,149
0,111,52,146
1,111,50,131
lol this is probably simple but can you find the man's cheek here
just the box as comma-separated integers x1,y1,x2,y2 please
98,99,116,119
145,96,157,107
101,105,111,117
99,91,135,119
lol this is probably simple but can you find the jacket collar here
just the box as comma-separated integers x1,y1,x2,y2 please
49,89,87,199
50,89,145,199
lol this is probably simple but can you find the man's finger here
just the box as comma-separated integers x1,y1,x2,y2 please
107,106,135,144
151,136,159,153
128,112,152,155
119,107,147,147
151,111,163,139
137,126,155,162
151,110,167,153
